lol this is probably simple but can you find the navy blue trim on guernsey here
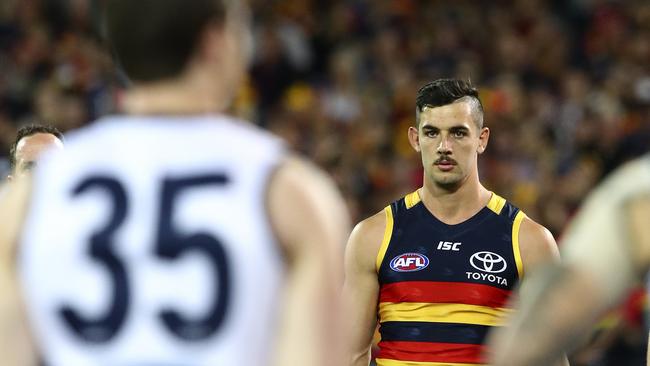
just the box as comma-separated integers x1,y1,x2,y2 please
389,200,403,228
379,321,491,345
409,201,496,237
499,200,520,221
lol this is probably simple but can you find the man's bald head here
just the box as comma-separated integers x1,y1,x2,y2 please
9,124,64,178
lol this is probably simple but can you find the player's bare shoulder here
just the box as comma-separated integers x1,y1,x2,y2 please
0,175,32,265
346,208,388,274
518,215,560,275
267,155,349,254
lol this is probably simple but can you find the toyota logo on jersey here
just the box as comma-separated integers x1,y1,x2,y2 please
389,253,430,272
470,251,507,273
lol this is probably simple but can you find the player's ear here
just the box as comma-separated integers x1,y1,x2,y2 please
477,127,489,154
408,126,421,153
203,23,225,61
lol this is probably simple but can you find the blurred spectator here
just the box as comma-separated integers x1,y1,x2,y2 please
7,123,63,179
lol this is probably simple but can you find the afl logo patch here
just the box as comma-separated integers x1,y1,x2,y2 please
389,253,430,272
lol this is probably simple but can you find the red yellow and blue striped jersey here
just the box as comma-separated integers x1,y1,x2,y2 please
375,191,526,366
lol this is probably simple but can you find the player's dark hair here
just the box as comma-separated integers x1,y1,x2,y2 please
9,124,64,171
103,0,226,83
415,79,484,128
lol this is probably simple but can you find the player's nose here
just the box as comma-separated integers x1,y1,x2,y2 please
437,134,452,154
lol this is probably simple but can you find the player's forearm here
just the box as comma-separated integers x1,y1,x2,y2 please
342,287,378,366
272,254,339,366
491,265,601,365
497,314,576,365
0,270,37,366
343,310,375,366
0,179,36,366
349,350,371,366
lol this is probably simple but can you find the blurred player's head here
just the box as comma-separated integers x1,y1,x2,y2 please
104,0,251,103
409,79,489,189
8,124,64,180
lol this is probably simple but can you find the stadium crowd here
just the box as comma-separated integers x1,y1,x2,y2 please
0,0,649,364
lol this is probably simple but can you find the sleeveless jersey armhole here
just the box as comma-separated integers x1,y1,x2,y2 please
375,205,394,273
512,210,526,279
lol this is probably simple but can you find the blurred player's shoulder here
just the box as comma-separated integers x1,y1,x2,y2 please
584,153,650,204
39,115,285,171
611,153,650,184
58,114,282,151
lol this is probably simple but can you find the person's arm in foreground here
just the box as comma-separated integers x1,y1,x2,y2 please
0,174,38,366
489,162,650,366
268,157,350,366
343,208,387,366
511,215,570,366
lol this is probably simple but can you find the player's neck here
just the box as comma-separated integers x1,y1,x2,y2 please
419,171,491,225
120,69,231,116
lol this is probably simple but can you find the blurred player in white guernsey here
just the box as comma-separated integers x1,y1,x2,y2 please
0,1,349,366
487,153,650,365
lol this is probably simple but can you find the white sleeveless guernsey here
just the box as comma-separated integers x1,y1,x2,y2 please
19,115,286,366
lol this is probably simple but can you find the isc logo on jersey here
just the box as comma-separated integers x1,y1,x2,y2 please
390,253,429,272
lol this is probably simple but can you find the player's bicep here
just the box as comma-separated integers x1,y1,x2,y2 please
268,156,349,263
518,217,560,278
266,156,349,366
0,176,38,366
0,176,32,266
267,154,349,307
561,195,637,306
625,195,650,272
344,234,379,333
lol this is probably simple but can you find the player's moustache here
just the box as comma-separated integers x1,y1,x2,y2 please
434,156,457,165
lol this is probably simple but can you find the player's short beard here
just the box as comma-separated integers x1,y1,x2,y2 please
430,170,464,191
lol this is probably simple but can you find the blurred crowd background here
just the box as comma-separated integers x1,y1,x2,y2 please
1,0,649,364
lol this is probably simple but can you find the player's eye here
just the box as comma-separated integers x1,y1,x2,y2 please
22,161,36,172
